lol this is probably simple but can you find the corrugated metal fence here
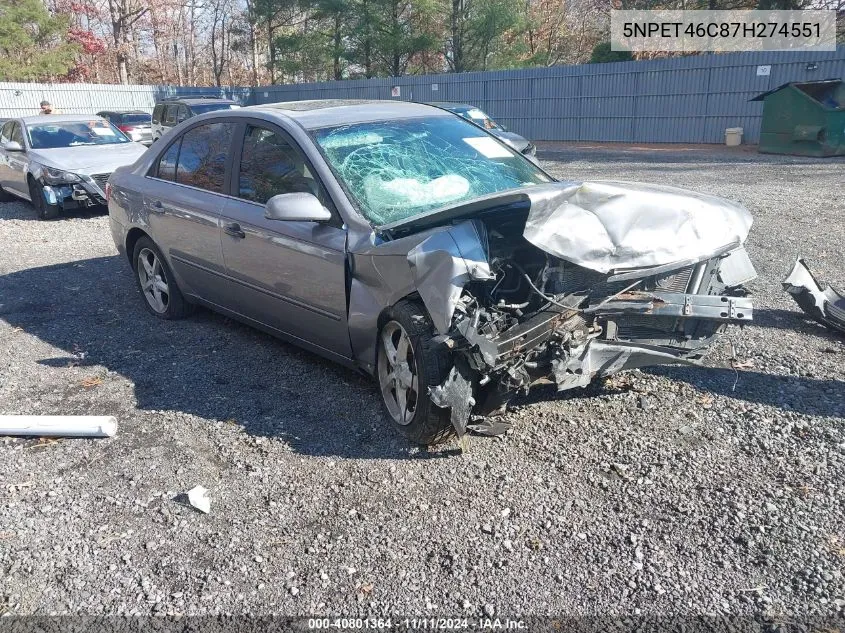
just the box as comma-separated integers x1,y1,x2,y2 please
0,83,253,119
2,48,844,144
256,48,845,144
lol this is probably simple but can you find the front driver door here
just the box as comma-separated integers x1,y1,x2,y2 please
218,120,351,360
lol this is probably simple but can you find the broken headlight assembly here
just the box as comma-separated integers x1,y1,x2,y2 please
42,166,82,185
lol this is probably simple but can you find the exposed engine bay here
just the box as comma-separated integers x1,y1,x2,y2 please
401,192,758,437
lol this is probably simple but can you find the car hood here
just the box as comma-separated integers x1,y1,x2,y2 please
491,130,530,151
378,180,753,275
522,180,753,273
28,143,148,174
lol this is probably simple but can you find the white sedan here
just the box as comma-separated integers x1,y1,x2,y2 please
0,114,148,219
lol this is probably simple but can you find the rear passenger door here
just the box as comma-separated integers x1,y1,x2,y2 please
218,119,351,359
144,121,234,305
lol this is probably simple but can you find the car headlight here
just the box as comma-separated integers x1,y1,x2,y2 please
42,166,82,185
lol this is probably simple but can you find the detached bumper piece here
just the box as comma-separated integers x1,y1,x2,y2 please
782,258,845,335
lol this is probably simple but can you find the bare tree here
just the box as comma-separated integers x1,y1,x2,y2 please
106,0,149,83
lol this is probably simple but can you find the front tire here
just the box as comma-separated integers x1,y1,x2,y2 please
29,179,60,220
132,236,194,319
377,300,454,445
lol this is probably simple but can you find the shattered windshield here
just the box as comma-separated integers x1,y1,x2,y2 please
312,116,551,225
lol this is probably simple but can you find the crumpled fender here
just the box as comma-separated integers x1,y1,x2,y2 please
406,220,493,334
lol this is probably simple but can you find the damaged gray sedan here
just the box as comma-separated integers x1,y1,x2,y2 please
108,100,757,444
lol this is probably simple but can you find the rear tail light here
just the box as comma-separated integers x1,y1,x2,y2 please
117,124,135,133
104,182,112,202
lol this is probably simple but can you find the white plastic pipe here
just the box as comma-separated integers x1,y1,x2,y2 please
0,415,117,438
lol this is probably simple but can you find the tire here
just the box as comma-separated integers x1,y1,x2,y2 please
0,185,15,202
377,299,455,445
131,236,194,320
28,179,60,220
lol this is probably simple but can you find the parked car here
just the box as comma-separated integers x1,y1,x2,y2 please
151,97,240,142
429,102,537,160
108,100,755,444
0,114,149,219
96,110,153,145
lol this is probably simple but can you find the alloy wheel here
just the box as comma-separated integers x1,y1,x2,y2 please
378,321,419,426
137,247,170,314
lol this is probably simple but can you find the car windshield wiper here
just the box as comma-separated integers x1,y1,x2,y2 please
69,141,96,146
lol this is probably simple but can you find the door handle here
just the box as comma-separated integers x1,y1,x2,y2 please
223,222,245,239
149,200,165,213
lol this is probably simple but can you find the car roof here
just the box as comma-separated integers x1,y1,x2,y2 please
98,110,148,114
428,102,482,112
157,97,236,105
246,99,451,129
20,114,108,124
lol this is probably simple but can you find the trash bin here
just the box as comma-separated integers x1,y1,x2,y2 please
751,79,845,157
725,127,743,146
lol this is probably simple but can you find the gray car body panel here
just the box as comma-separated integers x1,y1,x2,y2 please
109,101,756,407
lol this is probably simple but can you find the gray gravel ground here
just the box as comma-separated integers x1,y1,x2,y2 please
0,146,843,620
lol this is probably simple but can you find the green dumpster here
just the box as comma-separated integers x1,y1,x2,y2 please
751,79,845,157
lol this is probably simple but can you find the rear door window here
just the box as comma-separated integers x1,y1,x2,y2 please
175,122,234,193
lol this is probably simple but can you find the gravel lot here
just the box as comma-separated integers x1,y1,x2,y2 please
1,146,843,620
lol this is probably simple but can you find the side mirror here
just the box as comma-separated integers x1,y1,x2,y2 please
264,192,332,223
4,141,23,152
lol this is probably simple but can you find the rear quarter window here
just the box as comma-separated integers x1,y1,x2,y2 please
156,140,180,181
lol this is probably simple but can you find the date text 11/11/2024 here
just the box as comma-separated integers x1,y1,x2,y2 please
307,618,528,630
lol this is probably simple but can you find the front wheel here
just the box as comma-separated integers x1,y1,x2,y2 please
132,236,194,319
29,180,60,220
377,300,454,445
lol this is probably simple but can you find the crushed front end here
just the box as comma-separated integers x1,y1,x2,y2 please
401,181,758,435
37,169,111,210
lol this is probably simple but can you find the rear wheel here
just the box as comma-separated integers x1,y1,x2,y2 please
132,236,194,319
28,179,60,220
377,300,454,445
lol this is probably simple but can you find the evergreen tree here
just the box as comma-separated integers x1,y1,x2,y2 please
0,0,78,81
